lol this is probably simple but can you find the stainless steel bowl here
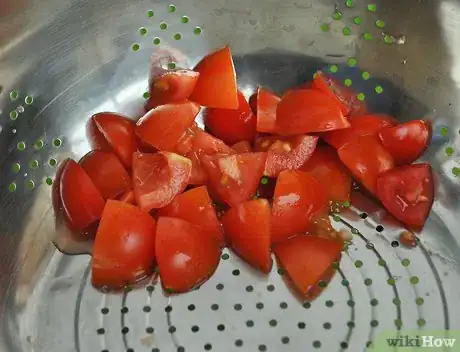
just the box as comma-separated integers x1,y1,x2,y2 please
1,0,460,351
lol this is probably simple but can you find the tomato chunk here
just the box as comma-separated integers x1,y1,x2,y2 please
276,89,350,135
204,91,256,145
136,102,200,151
379,120,431,165
133,152,192,212
92,200,157,288
301,145,352,203
273,235,343,299
377,163,434,229
174,123,199,155
338,136,394,194
156,217,221,293
231,141,252,153
255,135,318,177
80,150,131,199
117,189,135,205
201,152,267,207
189,46,238,109
256,87,280,133
158,186,224,246
271,170,328,243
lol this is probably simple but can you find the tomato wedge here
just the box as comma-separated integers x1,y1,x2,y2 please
256,87,280,133
79,150,131,199
88,112,139,168
273,235,343,299
117,189,135,204
276,89,350,135
301,145,352,203
338,136,394,194
133,151,192,212
377,163,434,229
221,199,272,273
145,70,200,110
189,46,238,109
92,200,157,288
156,217,221,293
59,159,105,232
271,170,328,243
231,141,252,153
136,102,200,151
201,152,267,207
204,91,257,145
158,186,224,246
379,120,431,165
174,123,199,155
254,135,318,177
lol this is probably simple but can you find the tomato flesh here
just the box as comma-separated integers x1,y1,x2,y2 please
117,189,135,205
256,87,280,133
231,140,252,153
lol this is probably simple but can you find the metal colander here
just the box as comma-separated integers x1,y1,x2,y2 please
1,0,460,351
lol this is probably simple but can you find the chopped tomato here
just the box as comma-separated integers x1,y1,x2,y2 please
338,135,394,194
254,135,318,177
221,199,272,273
379,120,431,165
156,217,221,293
59,159,105,231
323,114,397,149
276,89,350,135
273,235,343,299
92,200,157,288
173,123,199,155
201,152,267,207
301,145,352,203
189,46,238,109
186,152,208,185
271,170,328,243
136,102,201,151
158,186,224,246
231,141,252,153
256,87,280,133
145,70,200,110
79,150,131,199
132,152,192,212
117,189,135,204
52,158,69,215
191,129,235,155
204,91,257,145
88,112,139,168
377,163,434,229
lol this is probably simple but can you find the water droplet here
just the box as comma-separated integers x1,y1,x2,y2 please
366,242,374,249
12,129,17,134
17,105,25,113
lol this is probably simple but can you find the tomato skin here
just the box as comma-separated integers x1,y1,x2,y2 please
117,189,135,205
301,145,352,203
231,141,252,153
221,199,272,273
204,91,257,145
158,186,224,246
136,102,201,151
156,217,221,293
256,87,281,133
189,46,238,109
92,200,157,289
59,159,105,232
79,150,131,199
271,170,328,243
255,135,318,177
338,136,395,194
174,123,199,155
378,120,431,165
276,89,350,135
377,163,434,229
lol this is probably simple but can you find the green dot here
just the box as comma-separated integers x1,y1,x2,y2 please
303,302,311,309
329,65,338,73
131,43,140,51
375,85,384,94
387,278,395,285
168,4,176,12
8,182,17,192
321,23,330,32
452,167,460,177
347,321,355,328
260,177,269,185
333,214,341,222
417,318,426,327
323,322,331,329
26,180,35,190
394,319,403,328
17,141,26,151
353,16,362,25
10,90,19,101
364,278,373,286
173,33,182,40
332,11,342,20
401,259,410,267
25,95,34,105
194,26,202,35
368,4,377,12
366,341,373,348
351,227,359,234
363,32,373,41
12,163,21,173
153,37,161,45
440,126,449,136
10,110,18,120
357,93,366,101
416,297,424,305
160,22,168,30
370,298,379,306
139,27,148,36
393,298,401,306
325,300,334,307
313,341,321,348
410,276,419,285
345,0,354,8
378,259,386,266
143,91,150,100
347,57,357,67
147,10,154,18
344,79,352,87
362,71,371,80
332,261,340,269
370,320,379,327
318,280,328,288
376,20,386,28
342,27,351,36
341,279,349,286
446,147,454,156
181,15,189,23
46,177,53,186
34,139,44,150
49,158,57,167
30,160,39,169
347,300,355,307
167,62,176,70
384,35,394,44
53,138,62,147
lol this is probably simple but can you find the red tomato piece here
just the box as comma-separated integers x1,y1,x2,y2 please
136,102,201,151
204,91,257,145
301,145,352,203
231,141,252,153
221,199,272,273
379,120,431,165
256,87,281,133
133,152,192,212
59,159,105,231
338,135,395,194
377,163,434,229
173,123,199,155
117,189,135,205
145,70,200,110
92,200,157,288
156,217,221,293
201,152,267,207
191,129,235,155
273,235,343,299
276,89,350,135
158,186,224,246
323,114,397,149
189,46,238,109
254,135,318,177
88,112,139,168
79,150,131,199
271,170,328,243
